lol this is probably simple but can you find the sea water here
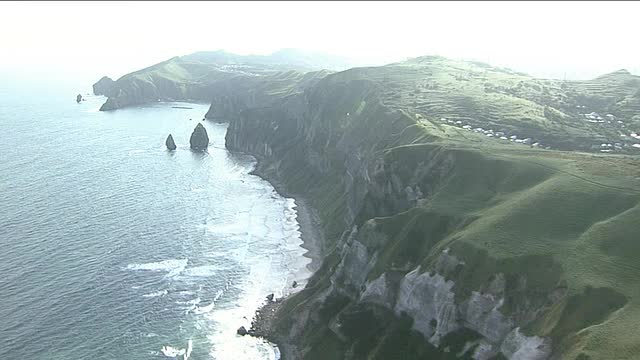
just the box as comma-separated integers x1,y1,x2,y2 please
0,75,310,359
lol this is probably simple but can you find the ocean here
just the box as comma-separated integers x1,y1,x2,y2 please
0,75,310,359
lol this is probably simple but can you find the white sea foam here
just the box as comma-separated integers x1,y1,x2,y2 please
173,290,195,296
194,302,215,315
142,290,168,298
185,339,193,360
181,265,218,278
213,289,224,302
176,297,201,306
160,345,185,357
127,259,188,278
127,259,188,272
206,222,248,236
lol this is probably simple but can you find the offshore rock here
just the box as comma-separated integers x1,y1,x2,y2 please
165,134,176,151
76,94,83,103
189,123,209,150
236,326,248,336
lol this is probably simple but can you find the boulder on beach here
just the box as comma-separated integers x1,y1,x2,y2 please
189,123,209,150
165,134,176,151
237,326,248,336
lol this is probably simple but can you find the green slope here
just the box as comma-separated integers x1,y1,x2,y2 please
320,56,640,153
225,64,640,359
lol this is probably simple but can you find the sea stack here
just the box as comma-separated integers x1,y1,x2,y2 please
165,134,176,150
189,123,209,150
76,94,83,103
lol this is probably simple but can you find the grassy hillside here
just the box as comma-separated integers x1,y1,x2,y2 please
225,65,640,359
320,56,640,153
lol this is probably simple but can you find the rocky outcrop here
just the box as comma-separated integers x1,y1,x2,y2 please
76,94,83,103
165,134,176,150
189,123,209,150
237,326,248,336
92,76,115,97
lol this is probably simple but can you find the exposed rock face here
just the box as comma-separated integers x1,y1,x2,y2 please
189,123,209,150
165,134,176,150
92,76,115,97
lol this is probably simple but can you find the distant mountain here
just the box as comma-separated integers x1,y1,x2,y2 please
180,48,359,72
267,48,361,71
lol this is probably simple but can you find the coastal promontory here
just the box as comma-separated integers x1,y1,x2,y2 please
92,76,116,97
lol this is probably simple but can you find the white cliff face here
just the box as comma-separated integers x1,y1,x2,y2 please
472,341,497,360
332,227,378,293
359,273,394,308
461,291,514,343
500,328,552,360
353,251,553,359
394,267,460,345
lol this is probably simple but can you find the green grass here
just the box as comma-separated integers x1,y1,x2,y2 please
357,139,640,357
320,56,640,151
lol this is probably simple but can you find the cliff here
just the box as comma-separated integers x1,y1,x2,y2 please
226,68,640,359
203,69,331,121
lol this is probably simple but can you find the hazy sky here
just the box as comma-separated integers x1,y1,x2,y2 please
1,1,638,80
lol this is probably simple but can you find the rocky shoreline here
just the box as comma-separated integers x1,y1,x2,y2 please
246,296,284,339
249,160,324,274
239,159,325,350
